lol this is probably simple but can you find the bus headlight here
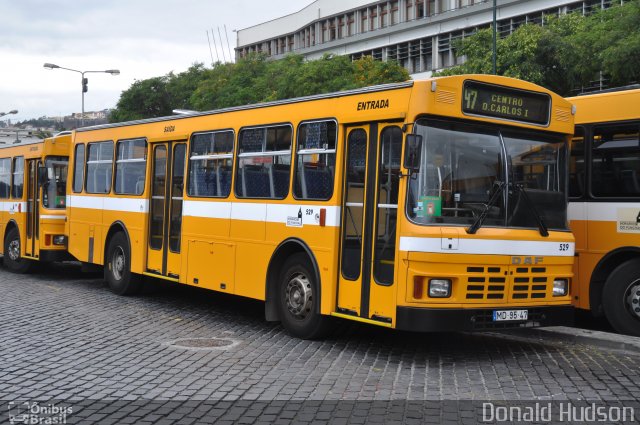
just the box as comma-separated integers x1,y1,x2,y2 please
53,235,66,246
428,279,451,298
553,278,568,296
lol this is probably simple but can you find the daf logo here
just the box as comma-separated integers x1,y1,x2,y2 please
511,256,543,265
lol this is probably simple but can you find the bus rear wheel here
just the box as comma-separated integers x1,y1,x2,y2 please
602,258,640,337
105,232,140,296
3,227,33,274
277,253,332,339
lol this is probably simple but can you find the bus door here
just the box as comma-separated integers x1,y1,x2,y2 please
146,142,186,279
337,124,403,323
25,159,40,258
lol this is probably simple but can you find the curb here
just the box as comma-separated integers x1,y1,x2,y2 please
503,326,640,353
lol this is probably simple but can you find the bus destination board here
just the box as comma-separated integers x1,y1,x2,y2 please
462,81,550,125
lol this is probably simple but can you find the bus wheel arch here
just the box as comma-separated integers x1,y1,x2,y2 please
265,239,316,321
602,257,640,337
104,222,140,296
3,221,33,273
590,247,640,317
265,238,332,339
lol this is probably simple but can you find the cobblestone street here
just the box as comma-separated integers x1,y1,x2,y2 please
1,263,639,424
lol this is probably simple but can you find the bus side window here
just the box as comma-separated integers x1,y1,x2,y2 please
73,144,85,193
0,158,10,199
569,126,585,198
86,141,114,194
188,130,234,198
115,138,146,195
293,120,337,200
591,123,640,197
236,125,292,199
11,156,24,199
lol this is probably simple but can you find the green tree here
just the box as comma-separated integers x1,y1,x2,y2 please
110,63,208,122
110,76,172,122
583,0,640,86
436,1,640,95
112,54,409,121
190,53,409,111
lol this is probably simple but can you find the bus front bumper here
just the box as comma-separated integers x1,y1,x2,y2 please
396,305,573,332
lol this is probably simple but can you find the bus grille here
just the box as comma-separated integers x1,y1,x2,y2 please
465,266,549,301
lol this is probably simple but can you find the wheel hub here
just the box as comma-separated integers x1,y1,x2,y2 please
285,273,312,320
626,281,640,320
8,239,20,261
112,247,125,281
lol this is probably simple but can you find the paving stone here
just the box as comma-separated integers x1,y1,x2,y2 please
0,264,639,424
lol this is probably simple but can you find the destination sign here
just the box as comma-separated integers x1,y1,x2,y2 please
462,81,550,125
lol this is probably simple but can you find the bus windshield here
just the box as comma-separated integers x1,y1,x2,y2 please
407,118,568,231
43,156,68,209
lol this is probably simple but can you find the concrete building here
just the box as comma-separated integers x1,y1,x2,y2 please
236,0,622,78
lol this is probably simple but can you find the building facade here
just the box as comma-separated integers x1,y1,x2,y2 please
236,0,621,78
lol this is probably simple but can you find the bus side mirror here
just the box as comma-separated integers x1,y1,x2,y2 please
38,166,47,186
403,134,423,172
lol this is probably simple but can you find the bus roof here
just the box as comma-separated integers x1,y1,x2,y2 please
77,80,416,133
75,74,572,135
568,88,640,124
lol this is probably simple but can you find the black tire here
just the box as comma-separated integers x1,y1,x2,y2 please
602,258,640,337
277,253,333,339
3,227,33,273
105,232,141,295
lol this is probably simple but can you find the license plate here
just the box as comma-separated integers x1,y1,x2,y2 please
493,309,528,321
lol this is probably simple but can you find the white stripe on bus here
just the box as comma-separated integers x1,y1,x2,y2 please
399,237,575,256
568,201,640,222
68,196,342,227
39,215,66,220
0,201,27,212
68,196,149,213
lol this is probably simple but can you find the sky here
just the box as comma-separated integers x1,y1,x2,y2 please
0,0,311,122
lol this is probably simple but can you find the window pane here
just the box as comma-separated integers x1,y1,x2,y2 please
503,131,567,229
86,142,113,194
236,125,292,199
12,157,24,199
43,156,68,209
188,131,234,197
191,131,234,156
149,146,167,250
408,120,504,226
341,129,367,280
374,127,402,285
73,144,85,193
115,139,146,195
592,123,640,197
0,158,11,199
569,127,585,198
294,121,337,200
169,144,186,253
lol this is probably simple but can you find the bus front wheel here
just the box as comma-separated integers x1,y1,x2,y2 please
277,253,332,339
105,232,140,296
3,227,33,274
603,258,640,337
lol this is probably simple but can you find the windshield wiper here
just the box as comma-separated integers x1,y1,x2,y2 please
466,181,505,235
512,184,549,237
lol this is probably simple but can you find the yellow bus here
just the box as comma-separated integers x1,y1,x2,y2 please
567,87,640,336
65,75,576,338
0,133,70,272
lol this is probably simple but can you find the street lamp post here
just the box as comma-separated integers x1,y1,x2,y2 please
43,63,120,127
0,110,18,129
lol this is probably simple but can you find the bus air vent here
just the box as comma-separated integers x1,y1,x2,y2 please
436,90,456,104
555,108,571,122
